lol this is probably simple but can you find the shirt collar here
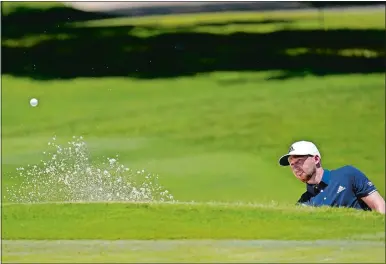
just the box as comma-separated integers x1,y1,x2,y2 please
307,169,331,186
306,169,330,195
320,169,331,185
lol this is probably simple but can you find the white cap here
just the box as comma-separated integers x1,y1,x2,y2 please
278,141,321,166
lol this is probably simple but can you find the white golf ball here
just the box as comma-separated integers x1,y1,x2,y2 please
30,98,38,107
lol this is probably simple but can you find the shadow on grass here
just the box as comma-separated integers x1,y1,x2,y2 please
2,5,384,81
1,6,114,39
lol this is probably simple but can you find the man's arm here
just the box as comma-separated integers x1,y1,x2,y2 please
361,191,385,214
350,166,385,214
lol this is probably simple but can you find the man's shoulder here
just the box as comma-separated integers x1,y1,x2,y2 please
331,165,362,176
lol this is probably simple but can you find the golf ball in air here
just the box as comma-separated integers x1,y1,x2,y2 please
30,98,38,107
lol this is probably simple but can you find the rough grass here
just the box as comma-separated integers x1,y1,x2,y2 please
3,202,385,262
3,202,385,240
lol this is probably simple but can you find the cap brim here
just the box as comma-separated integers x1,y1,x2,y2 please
279,154,290,166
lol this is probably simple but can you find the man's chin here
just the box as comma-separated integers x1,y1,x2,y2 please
299,175,311,183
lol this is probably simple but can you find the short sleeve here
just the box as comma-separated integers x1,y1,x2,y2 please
350,166,377,198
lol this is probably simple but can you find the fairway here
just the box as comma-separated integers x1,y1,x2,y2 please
2,2,385,263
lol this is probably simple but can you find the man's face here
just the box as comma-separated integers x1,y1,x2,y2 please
288,155,317,183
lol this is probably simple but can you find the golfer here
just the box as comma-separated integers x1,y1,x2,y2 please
278,140,385,214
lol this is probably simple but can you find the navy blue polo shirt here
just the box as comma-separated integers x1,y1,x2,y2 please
297,165,378,211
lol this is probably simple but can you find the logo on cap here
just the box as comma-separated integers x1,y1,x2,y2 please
289,146,294,152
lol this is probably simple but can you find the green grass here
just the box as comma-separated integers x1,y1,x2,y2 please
3,73,385,203
2,3,385,263
1,1,64,15
3,239,385,263
3,202,385,240
3,202,385,262
77,8,385,30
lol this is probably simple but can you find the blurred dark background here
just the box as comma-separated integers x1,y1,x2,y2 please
2,1,384,81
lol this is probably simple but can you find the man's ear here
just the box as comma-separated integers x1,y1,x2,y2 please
314,155,322,167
